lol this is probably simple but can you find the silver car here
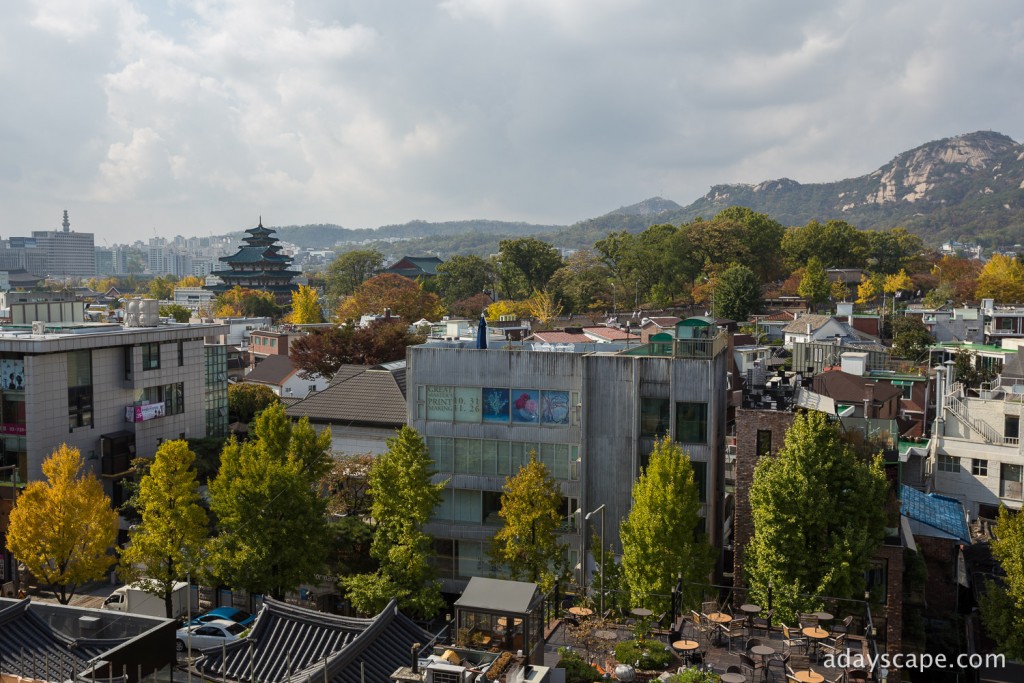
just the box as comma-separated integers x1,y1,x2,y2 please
175,618,247,653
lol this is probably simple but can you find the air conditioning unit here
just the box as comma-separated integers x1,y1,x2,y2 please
31,321,45,335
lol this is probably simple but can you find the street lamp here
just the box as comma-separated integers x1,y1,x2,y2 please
585,504,606,616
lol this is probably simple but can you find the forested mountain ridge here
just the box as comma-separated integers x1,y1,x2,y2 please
554,131,1024,249
264,131,1023,254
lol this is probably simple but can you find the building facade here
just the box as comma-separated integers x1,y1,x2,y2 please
407,320,728,592
30,211,96,278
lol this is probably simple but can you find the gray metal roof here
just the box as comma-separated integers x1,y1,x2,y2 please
285,364,407,426
194,598,429,683
454,577,540,614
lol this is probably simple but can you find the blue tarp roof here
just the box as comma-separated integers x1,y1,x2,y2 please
901,484,970,543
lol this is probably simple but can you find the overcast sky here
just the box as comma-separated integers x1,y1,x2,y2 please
2,1,1022,243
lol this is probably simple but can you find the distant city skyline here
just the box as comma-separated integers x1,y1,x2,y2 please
2,1,1022,243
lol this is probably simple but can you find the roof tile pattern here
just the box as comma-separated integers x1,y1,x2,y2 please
0,598,117,679
286,363,407,426
194,598,430,683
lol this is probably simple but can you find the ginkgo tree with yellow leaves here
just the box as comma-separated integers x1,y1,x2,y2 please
287,284,324,324
7,445,119,604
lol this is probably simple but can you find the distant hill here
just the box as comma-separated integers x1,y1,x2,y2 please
552,131,1024,248
252,131,1023,255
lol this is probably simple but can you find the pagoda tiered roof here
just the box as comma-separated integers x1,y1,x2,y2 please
204,218,299,299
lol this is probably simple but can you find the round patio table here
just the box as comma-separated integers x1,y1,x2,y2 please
631,607,653,618
813,611,833,622
750,645,775,682
739,604,762,615
671,639,700,652
568,606,594,617
720,674,746,683
595,630,619,642
706,612,732,623
792,671,823,683
801,627,829,662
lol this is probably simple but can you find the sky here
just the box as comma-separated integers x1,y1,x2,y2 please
2,1,1022,244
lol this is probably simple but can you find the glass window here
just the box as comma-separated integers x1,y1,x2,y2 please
1001,464,1022,500
938,453,961,473
511,390,540,424
1006,415,1020,440
675,402,708,443
455,439,482,474
454,489,481,523
178,341,184,366
426,436,454,472
482,491,502,525
640,398,670,437
691,460,708,503
482,440,509,476
141,343,160,370
67,350,93,430
426,386,454,421
972,459,988,477
756,429,772,457
482,388,510,423
436,488,453,521
541,391,570,426
454,387,482,423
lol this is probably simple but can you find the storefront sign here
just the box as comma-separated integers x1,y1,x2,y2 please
125,402,166,423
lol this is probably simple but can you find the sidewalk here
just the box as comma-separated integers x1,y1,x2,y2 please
23,576,121,608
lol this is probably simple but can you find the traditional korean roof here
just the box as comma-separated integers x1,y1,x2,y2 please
219,246,292,264
383,256,444,278
286,362,407,426
193,598,430,683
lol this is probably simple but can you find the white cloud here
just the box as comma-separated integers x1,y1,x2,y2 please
0,0,1021,239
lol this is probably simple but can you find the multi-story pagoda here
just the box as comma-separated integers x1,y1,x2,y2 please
205,219,299,302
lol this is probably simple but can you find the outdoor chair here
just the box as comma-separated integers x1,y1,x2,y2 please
726,666,742,674
720,616,748,651
740,653,763,680
798,613,819,629
846,668,869,682
701,600,719,614
824,673,846,683
690,610,710,644
744,637,763,652
819,633,846,660
767,650,790,681
781,624,808,653
832,615,854,635
751,608,773,635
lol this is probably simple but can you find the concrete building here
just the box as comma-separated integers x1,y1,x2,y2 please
930,349,1024,519
407,317,729,593
0,314,227,580
30,211,96,278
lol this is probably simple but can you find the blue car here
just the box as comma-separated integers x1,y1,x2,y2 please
186,607,254,627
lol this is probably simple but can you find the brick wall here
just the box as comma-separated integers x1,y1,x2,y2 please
732,408,795,587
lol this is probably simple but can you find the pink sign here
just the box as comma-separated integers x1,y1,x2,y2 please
0,423,26,435
125,402,166,423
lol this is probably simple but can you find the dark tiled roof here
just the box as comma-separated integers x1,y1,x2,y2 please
194,598,430,683
286,363,407,426
383,256,443,277
245,354,299,385
219,246,292,264
781,314,836,334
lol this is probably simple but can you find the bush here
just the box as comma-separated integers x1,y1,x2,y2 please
556,647,601,683
613,639,675,670
665,669,720,683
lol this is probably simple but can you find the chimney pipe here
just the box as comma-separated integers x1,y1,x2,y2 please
411,643,421,675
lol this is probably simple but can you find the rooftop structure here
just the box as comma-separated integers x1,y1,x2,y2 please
382,256,443,280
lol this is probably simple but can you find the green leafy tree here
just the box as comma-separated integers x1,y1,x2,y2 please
118,440,209,617
712,207,787,281
891,316,935,362
159,303,192,323
620,437,714,612
342,426,446,618
979,506,1024,658
6,445,119,604
228,382,280,423
951,348,997,388
976,254,1024,302
489,454,566,592
782,220,868,270
287,284,324,324
547,250,613,313
745,412,889,622
214,286,282,319
148,276,176,300
208,404,332,599
866,228,924,275
432,255,495,304
715,264,763,322
325,249,384,300
797,257,831,310
497,237,563,299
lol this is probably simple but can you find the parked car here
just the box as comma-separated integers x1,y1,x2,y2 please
175,619,247,653
186,607,254,627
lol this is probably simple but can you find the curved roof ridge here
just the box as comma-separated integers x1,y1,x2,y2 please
0,596,31,627
313,599,401,683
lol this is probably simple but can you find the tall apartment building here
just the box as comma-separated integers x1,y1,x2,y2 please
407,317,728,592
29,211,95,278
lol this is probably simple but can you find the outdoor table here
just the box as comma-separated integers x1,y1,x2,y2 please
569,606,594,617
813,611,834,623
792,670,824,683
706,612,732,623
720,674,746,683
739,604,762,615
801,627,830,661
750,645,775,682
631,607,653,618
596,630,619,642
672,639,700,652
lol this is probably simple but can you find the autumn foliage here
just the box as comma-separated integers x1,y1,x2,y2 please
335,274,444,323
